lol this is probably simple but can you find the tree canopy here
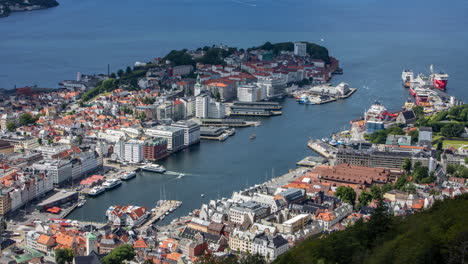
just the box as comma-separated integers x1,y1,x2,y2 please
101,244,135,264
274,194,468,264
55,248,74,264
335,186,356,206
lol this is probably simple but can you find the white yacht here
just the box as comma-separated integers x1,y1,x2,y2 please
121,171,136,181
102,179,122,190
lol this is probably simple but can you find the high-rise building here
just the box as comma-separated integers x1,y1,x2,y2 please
294,42,307,57
123,140,144,163
237,84,265,102
145,126,185,152
172,120,201,146
195,94,209,118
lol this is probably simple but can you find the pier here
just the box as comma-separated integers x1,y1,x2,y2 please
200,119,260,127
138,200,182,230
307,140,337,158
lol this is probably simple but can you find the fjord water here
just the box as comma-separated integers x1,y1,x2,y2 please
1,0,467,222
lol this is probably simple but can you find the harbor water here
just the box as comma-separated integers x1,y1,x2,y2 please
0,0,467,223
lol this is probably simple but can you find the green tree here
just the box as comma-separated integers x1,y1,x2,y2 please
125,66,133,75
214,90,221,101
240,253,267,264
412,105,424,117
117,69,124,78
47,138,53,145
101,244,135,264
394,175,408,190
6,122,16,132
370,185,383,200
436,141,443,151
386,126,405,135
110,72,116,79
441,123,465,137
19,113,37,126
401,157,412,172
335,186,357,206
358,191,373,206
37,138,42,145
408,129,419,143
55,248,74,264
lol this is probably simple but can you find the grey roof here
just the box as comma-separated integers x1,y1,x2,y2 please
253,233,288,248
74,251,106,264
419,126,433,132
180,228,221,244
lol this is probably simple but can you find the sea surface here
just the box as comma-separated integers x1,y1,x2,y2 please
1,0,467,223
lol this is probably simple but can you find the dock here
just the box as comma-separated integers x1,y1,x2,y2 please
296,156,328,167
200,119,260,127
307,140,337,158
139,200,182,230
59,203,78,218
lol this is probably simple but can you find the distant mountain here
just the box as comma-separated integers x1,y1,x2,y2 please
0,0,59,18
274,195,468,264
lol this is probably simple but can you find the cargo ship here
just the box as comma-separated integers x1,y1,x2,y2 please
401,64,448,91
430,64,449,90
401,70,413,88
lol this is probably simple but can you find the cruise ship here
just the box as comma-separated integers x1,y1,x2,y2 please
102,179,122,190
88,186,105,197
141,164,166,173
121,171,136,181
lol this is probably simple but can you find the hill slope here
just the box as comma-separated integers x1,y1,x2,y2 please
274,195,468,264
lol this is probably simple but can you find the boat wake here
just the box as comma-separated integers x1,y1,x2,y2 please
231,0,257,7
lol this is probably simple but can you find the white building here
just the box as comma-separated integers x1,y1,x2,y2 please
309,82,350,96
195,94,209,118
35,145,70,159
237,84,265,102
195,93,226,119
208,101,226,119
171,120,201,146
294,42,307,57
124,140,144,163
145,126,185,152
32,159,73,185
257,77,287,98
251,233,289,261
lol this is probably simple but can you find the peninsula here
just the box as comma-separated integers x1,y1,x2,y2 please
0,0,58,18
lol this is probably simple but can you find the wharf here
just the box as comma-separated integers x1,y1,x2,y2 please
201,119,260,127
307,140,337,158
296,156,328,167
59,204,78,218
103,158,140,172
338,88,357,99
229,110,282,117
139,200,182,230
200,135,228,141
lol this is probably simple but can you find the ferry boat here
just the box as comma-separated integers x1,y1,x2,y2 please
121,171,136,181
141,164,166,173
88,186,105,197
401,69,413,88
102,179,122,190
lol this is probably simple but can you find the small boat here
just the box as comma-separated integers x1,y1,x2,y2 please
200,194,205,197
176,173,185,179
160,215,165,220
77,199,87,207
249,134,256,140
165,212,170,215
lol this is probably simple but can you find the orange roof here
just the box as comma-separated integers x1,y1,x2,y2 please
134,237,149,249
37,234,54,245
55,232,75,248
166,252,182,262
317,212,334,222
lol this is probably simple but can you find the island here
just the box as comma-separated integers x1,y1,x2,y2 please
0,0,59,18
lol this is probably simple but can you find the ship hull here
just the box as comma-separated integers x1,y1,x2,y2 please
433,79,447,90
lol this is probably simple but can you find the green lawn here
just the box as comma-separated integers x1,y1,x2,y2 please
443,139,468,149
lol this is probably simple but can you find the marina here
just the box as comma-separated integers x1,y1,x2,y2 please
138,200,182,230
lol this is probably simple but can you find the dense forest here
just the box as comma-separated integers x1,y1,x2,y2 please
273,195,468,264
